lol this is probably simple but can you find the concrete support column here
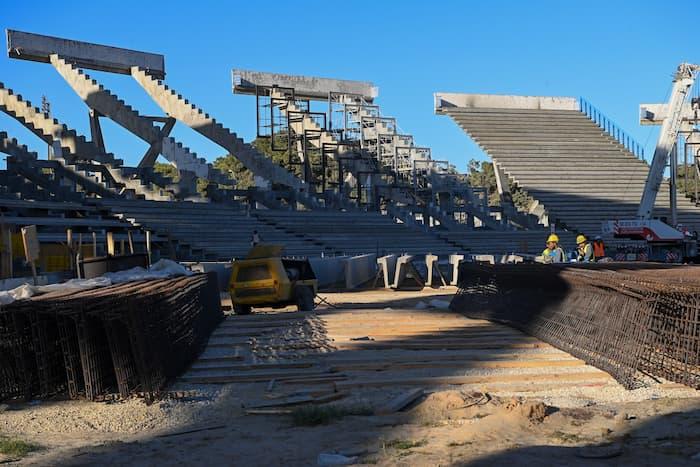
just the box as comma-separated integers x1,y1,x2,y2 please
448,254,464,285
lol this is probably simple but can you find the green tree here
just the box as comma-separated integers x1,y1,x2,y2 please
466,158,533,211
153,162,179,180
467,159,500,206
677,163,700,202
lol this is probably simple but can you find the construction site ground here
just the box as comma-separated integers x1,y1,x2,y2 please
2,288,700,466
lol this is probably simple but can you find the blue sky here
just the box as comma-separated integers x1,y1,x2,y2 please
0,0,693,171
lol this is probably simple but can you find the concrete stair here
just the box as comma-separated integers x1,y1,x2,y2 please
96,199,335,260
253,210,461,257
0,82,121,166
0,82,180,201
50,55,234,189
0,132,116,199
443,106,700,235
131,67,313,199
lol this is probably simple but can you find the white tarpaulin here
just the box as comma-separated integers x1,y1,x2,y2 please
0,259,193,306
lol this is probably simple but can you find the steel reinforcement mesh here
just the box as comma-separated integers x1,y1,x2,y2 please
0,272,222,402
451,262,700,389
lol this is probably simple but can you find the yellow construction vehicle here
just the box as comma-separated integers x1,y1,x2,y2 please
229,245,318,315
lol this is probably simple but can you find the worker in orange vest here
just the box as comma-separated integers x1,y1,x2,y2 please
593,235,606,261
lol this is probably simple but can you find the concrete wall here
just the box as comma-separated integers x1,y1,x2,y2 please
344,254,377,289
185,261,232,291
309,256,349,289
434,93,578,112
233,69,378,102
7,29,165,78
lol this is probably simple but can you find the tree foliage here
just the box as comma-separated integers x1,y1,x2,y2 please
466,158,533,211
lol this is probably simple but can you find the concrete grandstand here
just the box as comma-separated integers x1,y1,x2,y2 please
4,29,696,274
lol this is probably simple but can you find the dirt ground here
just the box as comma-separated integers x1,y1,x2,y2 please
2,288,700,466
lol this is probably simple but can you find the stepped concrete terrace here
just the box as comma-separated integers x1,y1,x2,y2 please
436,93,700,236
0,197,160,251
95,199,335,261
438,229,577,256
252,210,463,257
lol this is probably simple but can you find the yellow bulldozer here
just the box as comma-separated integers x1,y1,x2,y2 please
229,245,318,315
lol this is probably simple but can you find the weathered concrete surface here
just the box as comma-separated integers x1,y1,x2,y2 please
472,254,496,265
448,254,464,286
377,254,398,289
344,253,377,289
233,69,377,101
132,67,308,194
393,255,425,291
185,261,233,291
425,254,438,287
434,93,577,112
640,103,697,125
7,29,165,78
309,256,349,289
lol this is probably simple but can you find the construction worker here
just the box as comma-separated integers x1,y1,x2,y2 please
250,230,262,247
576,234,594,262
593,235,606,261
542,234,566,263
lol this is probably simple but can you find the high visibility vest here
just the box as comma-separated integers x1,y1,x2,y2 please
542,247,565,263
593,241,605,258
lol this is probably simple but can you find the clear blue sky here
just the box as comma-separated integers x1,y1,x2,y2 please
0,0,693,171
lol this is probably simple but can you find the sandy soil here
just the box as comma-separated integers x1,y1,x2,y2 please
2,288,700,466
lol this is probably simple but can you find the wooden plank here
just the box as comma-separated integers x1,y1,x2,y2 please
328,359,586,372
245,408,293,415
218,320,304,329
321,352,572,365
195,355,244,363
326,329,528,340
189,361,318,372
334,371,611,390
330,335,539,344
246,395,315,409
333,341,551,351
211,329,270,337
178,370,340,384
279,375,348,385
375,388,424,415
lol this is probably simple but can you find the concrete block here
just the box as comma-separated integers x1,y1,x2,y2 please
309,256,349,289
425,254,438,287
184,261,233,291
7,29,165,78
377,254,398,289
449,254,464,286
233,69,377,102
500,254,524,264
471,254,496,265
344,254,377,290
393,255,425,291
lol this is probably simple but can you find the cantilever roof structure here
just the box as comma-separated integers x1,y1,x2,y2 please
6,29,166,78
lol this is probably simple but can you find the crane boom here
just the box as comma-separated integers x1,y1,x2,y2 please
637,63,699,219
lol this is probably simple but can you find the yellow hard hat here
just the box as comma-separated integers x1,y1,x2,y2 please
546,234,559,244
576,234,587,244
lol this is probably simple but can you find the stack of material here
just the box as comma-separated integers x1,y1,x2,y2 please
450,262,700,389
0,272,222,402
